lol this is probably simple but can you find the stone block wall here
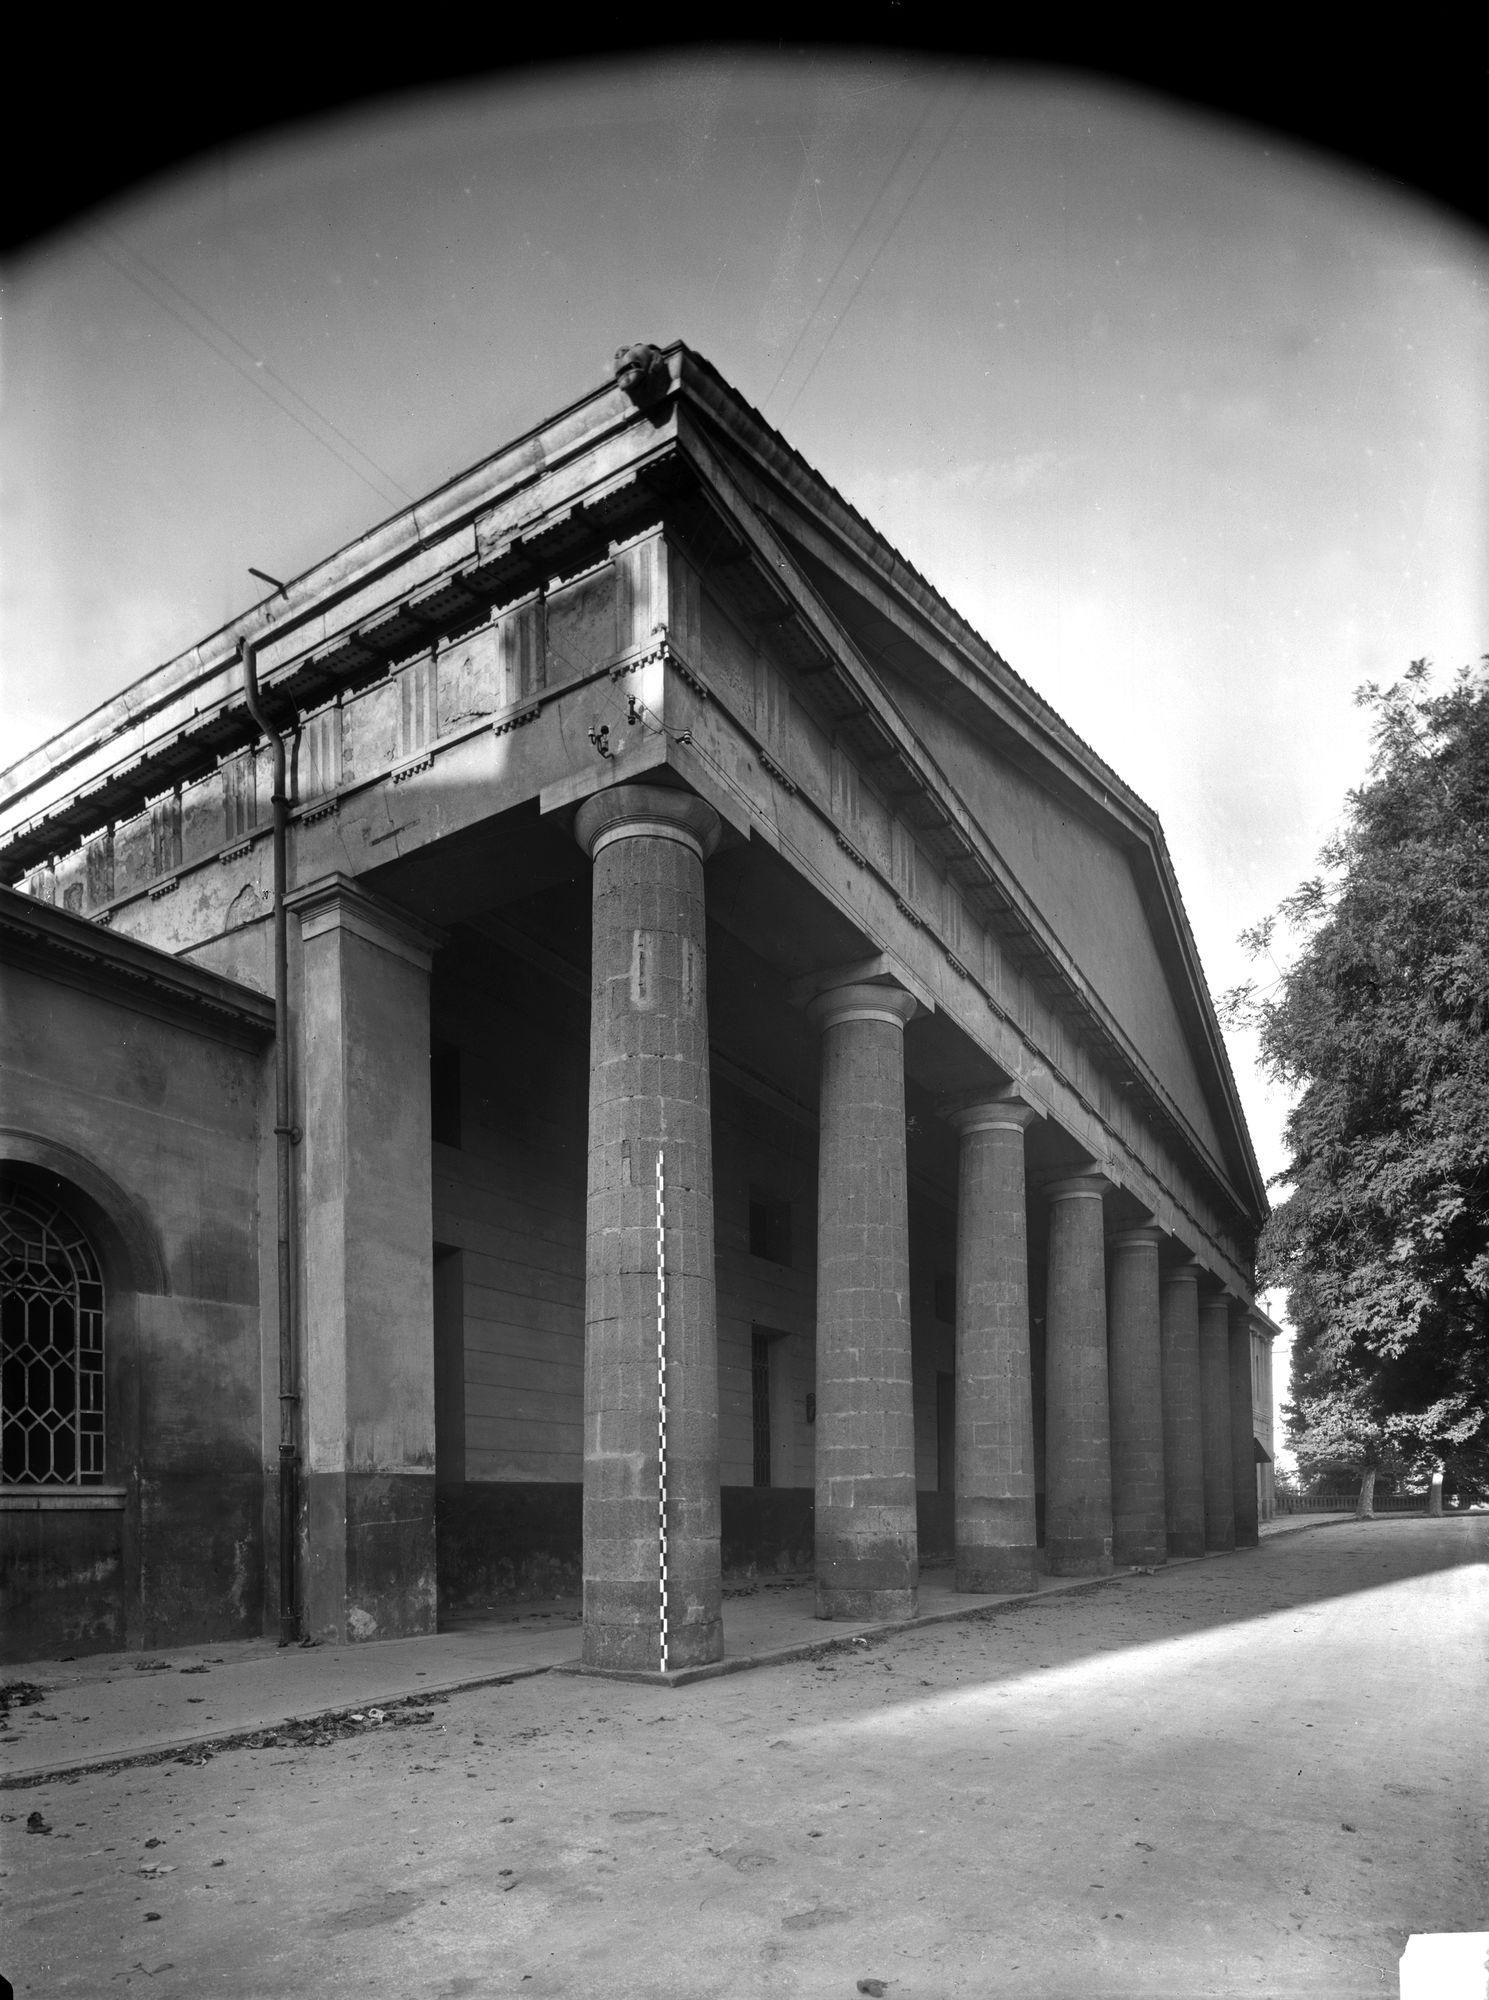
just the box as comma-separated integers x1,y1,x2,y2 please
1,951,269,1662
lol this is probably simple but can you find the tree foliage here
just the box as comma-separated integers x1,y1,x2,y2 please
1225,660,1489,1495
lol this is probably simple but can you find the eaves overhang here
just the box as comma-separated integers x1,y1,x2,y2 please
0,885,275,1047
0,365,691,873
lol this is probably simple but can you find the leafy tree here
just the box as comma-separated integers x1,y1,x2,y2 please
1225,660,1489,1507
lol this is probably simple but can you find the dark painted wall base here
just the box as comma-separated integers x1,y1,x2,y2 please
721,1486,814,1574
141,1470,264,1650
436,1482,583,1615
916,1490,954,1561
1,1468,264,1664
436,1482,993,1614
304,1470,437,1642
437,1481,826,1612
1,1507,125,1663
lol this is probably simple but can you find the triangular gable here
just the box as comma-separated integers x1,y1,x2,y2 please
669,392,1262,1219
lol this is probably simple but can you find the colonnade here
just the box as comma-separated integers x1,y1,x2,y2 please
572,784,1260,1672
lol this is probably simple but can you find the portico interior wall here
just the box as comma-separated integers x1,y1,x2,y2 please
907,1186,958,1561
426,915,981,1610
1,964,267,1661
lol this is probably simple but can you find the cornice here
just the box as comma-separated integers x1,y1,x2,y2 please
0,379,690,875
0,886,274,1047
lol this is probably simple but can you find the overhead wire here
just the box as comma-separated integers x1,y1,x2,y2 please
777,84,976,429
86,230,414,509
761,86,946,415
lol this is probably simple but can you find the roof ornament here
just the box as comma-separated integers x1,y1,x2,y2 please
612,343,669,408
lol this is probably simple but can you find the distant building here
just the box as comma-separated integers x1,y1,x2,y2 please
1250,1308,1281,1520
0,346,1269,1667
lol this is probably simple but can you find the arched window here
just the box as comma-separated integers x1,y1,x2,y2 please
0,1181,106,1485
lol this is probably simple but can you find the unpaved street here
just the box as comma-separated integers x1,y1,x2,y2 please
4,1518,1485,1999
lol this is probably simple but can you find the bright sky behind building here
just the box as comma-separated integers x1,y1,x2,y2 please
4,54,1487,1456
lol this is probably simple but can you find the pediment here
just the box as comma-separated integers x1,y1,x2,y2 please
664,406,1262,1219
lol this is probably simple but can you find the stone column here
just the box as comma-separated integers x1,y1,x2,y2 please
1229,1298,1261,1548
573,784,723,1672
1158,1260,1207,1557
1044,1176,1114,1576
946,1094,1039,1594
1197,1291,1236,1552
808,979,920,1620
290,874,444,1644
1107,1224,1168,1568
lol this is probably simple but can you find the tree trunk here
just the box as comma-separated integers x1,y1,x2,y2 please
1356,1465,1377,1519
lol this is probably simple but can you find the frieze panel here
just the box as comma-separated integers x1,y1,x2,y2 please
54,850,85,915
755,658,796,793
614,533,658,655
665,539,703,668
296,703,342,804
84,827,115,910
499,596,543,701
181,769,223,871
342,680,397,789
149,792,182,882
890,816,921,911
223,752,258,847
398,654,435,762
547,563,616,683
436,621,501,733
698,588,755,714
113,813,152,902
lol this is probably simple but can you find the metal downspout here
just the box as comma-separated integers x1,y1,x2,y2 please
240,630,300,1645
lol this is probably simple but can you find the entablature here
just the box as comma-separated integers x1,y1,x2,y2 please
3,345,1266,1266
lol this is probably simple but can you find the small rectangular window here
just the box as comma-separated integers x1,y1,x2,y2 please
748,1190,792,1267
430,1040,462,1149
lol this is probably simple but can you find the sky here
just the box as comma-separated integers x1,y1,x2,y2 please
4,53,1487,1459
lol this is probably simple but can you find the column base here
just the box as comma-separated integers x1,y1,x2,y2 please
1205,1529,1237,1554
1046,1538,1113,1578
1166,1528,1207,1559
581,1617,723,1673
955,1547,1040,1594
816,1585,917,1622
1234,1525,1260,1549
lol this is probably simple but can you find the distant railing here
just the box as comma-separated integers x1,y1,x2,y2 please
1274,1490,1430,1515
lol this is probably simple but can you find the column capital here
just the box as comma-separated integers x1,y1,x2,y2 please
806,980,919,1034
1042,1172,1114,1205
573,783,721,863
789,949,935,1018
1109,1222,1165,1251
286,872,446,970
1161,1257,1206,1288
939,1085,1041,1135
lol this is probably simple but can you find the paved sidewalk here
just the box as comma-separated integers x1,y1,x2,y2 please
0,1519,1352,1787
1261,1509,1361,1536
10,1516,1479,2000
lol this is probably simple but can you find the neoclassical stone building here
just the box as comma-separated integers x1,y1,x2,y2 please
0,345,1273,1668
